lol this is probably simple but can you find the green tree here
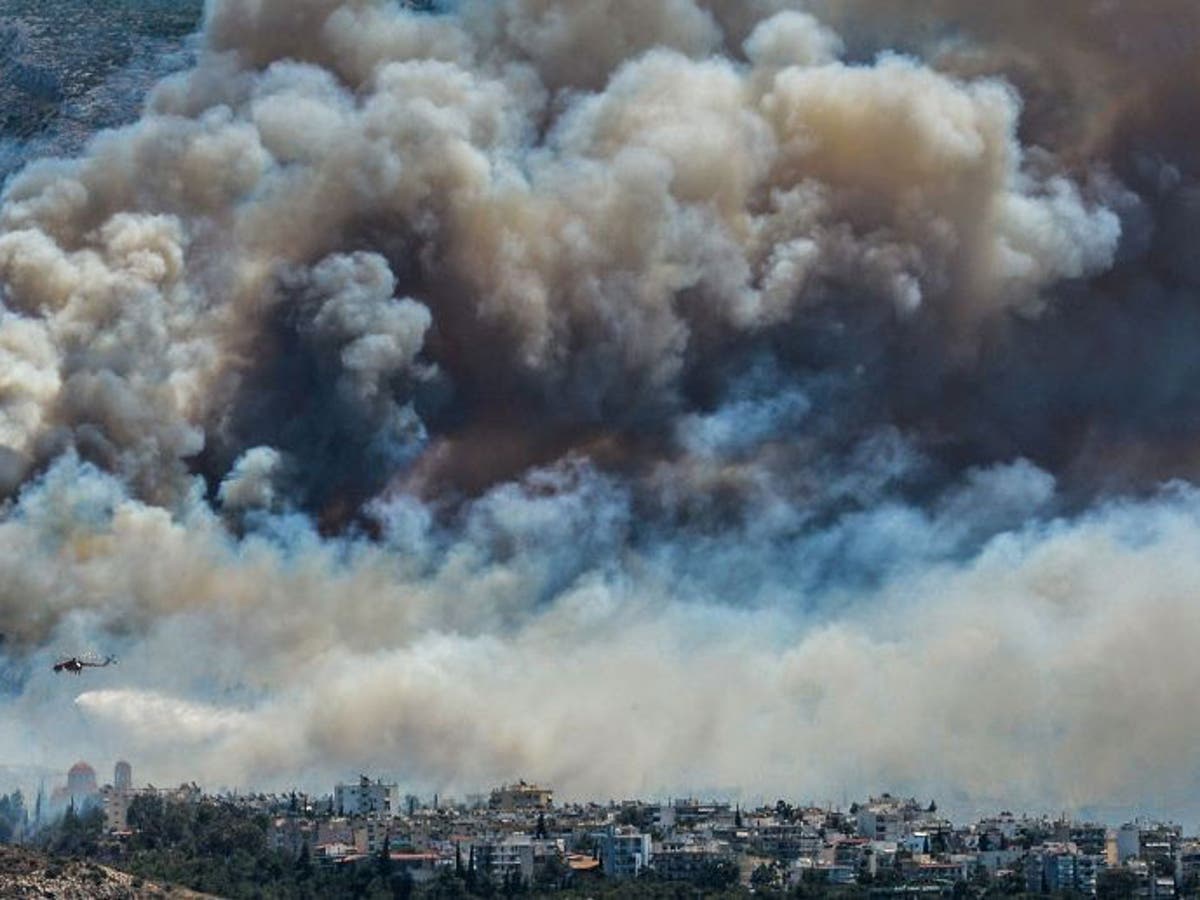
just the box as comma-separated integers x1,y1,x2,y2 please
426,867,469,899
297,841,313,881
695,859,740,891
0,790,26,843
534,854,568,892
43,802,104,857
1096,868,1140,900
392,865,415,900
378,832,394,880
751,862,779,892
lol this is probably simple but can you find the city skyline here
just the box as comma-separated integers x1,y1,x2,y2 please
8,763,1200,897
11,757,1200,834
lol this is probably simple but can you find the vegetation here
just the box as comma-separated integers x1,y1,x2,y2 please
40,802,105,857
0,790,25,843
117,795,412,899
1095,868,1140,899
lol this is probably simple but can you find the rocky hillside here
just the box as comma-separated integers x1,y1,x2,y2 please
0,844,216,899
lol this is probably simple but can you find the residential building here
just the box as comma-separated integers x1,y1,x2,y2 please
855,795,931,842
489,781,553,812
471,834,561,884
1076,854,1106,895
1026,844,1077,894
653,837,732,880
1111,824,1141,865
334,776,400,817
597,825,651,878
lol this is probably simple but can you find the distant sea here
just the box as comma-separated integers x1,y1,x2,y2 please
0,0,204,183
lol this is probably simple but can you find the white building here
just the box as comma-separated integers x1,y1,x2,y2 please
855,796,932,842
473,834,559,884
597,826,652,878
334,776,401,817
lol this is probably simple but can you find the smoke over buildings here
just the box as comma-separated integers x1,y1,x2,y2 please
1,0,1200,813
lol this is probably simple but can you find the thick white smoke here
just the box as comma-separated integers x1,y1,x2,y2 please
0,0,1196,816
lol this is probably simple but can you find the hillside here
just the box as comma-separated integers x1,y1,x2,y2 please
0,844,217,899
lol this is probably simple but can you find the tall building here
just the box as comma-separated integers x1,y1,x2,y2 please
1025,845,1077,894
334,775,400,817
471,834,560,885
101,788,135,833
1109,824,1140,865
598,825,652,878
114,761,132,793
854,795,932,841
488,781,553,812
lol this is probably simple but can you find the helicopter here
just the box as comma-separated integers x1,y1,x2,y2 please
53,654,117,675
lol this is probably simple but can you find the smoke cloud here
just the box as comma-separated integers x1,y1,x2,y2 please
2,0,1200,815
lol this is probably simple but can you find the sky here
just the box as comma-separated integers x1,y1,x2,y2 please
2,0,1200,822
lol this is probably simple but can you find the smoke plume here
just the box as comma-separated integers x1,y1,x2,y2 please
2,0,1200,815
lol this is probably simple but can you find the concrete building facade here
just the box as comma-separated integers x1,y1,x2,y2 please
334,776,400,817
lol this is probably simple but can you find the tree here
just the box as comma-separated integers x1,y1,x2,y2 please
751,862,779,892
297,841,313,881
44,803,104,857
426,867,469,899
473,869,497,898
466,844,477,891
0,791,25,844
990,869,1026,895
1097,868,1140,900
534,854,568,892
694,858,739,891
501,867,523,898
391,865,415,900
377,832,394,881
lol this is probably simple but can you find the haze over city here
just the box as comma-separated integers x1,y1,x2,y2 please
2,0,1200,824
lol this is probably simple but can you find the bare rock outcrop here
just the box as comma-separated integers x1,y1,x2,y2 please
0,845,217,900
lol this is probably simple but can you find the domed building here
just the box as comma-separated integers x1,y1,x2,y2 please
66,761,97,802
